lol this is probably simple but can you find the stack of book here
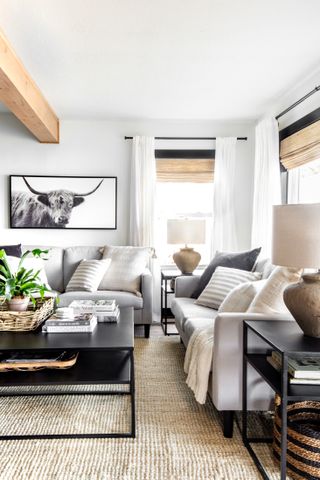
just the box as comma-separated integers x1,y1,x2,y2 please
69,300,120,323
42,308,97,333
267,351,320,384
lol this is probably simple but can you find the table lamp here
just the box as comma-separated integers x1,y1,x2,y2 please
272,204,320,337
167,219,206,274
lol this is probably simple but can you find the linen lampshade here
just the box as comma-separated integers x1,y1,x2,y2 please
272,204,320,268
272,203,320,337
167,219,206,274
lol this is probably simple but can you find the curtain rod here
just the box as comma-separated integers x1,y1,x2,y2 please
124,136,247,140
276,85,320,120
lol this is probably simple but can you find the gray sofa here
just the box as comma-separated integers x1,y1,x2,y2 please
171,259,293,437
24,245,153,338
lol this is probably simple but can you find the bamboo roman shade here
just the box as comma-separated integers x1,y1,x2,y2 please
280,119,320,170
156,159,214,182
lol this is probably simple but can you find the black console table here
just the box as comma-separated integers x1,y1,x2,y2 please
243,320,320,480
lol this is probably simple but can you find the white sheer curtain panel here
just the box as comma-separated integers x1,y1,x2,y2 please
287,168,300,203
129,136,160,319
211,137,238,255
251,117,281,258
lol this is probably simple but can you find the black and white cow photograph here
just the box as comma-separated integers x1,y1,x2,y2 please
10,176,117,229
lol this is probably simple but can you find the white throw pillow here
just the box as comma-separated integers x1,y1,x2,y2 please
66,259,111,293
218,280,267,313
99,246,152,295
6,255,51,289
247,266,302,315
195,266,262,310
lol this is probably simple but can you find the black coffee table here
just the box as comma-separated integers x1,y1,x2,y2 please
0,307,135,440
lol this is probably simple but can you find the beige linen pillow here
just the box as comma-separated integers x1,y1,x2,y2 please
247,266,302,314
218,279,267,313
195,266,262,310
99,246,152,295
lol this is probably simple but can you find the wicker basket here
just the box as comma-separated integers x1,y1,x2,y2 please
0,297,55,332
273,394,320,479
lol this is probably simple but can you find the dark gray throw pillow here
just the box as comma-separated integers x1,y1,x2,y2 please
191,247,261,299
0,244,22,258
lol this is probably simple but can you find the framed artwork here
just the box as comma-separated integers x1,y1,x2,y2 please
10,175,117,230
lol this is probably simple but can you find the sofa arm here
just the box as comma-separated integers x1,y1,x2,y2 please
175,275,200,298
141,268,153,324
212,312,294,411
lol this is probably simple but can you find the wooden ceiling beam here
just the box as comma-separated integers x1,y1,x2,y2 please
0,28,59,143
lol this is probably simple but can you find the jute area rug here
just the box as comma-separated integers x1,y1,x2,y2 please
0,336,282,480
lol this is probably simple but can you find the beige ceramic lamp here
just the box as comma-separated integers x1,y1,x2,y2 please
272,204,320,337
167,219,206,274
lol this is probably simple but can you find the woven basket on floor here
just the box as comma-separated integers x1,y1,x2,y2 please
273,394,320,480
0,297,55,332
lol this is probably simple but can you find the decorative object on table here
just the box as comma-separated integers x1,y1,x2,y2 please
0,351,78,372
65,258,111,292
273,395,320,480
267,350,320,383
10,175,117,230
191,247,261,298
195,266,262,310
0,297,55,332
42,313,97,333
0,248,52,312
272,203,320,337
69,299,120,323
167,218,206,274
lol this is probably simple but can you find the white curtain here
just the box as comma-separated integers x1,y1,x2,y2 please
129,136,156,246
212,137,238,254
129,136,160,319
287,168,301,203
251,117,281,258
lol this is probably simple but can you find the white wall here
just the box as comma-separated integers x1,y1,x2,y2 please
0,114,254,250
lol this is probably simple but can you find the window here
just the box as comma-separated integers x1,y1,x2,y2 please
288,158,320,204
154,150,214,266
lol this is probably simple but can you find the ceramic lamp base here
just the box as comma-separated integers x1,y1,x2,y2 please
283,273,320,337
173,247,201,274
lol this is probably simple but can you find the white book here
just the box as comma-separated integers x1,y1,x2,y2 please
43,316,97,333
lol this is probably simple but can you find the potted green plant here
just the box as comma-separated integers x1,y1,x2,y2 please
0,248,51,311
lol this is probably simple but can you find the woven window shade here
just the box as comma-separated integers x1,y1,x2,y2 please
156,159,214,182
280,120,320,170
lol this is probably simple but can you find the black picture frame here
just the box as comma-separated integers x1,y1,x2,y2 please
9,175,117,230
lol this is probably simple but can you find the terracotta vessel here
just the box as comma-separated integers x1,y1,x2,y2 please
8,296,30,312
173,248,201,274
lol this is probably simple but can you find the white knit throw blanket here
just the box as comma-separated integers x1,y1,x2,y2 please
184,322,214,404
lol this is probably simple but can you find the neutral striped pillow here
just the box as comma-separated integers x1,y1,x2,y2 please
195,266,262,310
66,259,111,293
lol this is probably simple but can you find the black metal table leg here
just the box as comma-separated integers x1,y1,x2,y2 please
130,349,136,438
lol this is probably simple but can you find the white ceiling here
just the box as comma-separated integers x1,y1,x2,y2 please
1,0,320,120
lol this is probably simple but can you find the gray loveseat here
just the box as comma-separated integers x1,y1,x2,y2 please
171,259,293,437
24,245,153,338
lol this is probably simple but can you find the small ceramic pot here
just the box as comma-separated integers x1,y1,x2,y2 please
8,296,30,312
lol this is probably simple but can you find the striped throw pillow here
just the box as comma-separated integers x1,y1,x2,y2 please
66,259,111,293
195,266,262,310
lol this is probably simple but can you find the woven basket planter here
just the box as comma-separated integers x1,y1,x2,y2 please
0,297,55,331
273,395,320,480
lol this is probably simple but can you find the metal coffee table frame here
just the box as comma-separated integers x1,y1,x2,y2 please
0,307,135,440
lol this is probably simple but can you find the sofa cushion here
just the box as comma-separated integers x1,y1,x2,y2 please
191,247,261,298
66,259,111,292
63,246,102,288
0,244,22,257
23,245,64,293
58,290,143,309
171,297,217,332
183,317,215,340
99,245,152,295
218,281,260,313
195,267,262,310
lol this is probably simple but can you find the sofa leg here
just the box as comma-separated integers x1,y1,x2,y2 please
144,325,150,339
222,411,234,438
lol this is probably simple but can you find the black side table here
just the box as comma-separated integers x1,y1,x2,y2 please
161,268,180,336
243,320,320,480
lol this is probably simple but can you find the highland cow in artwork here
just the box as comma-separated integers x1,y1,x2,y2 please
10,176,117,230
